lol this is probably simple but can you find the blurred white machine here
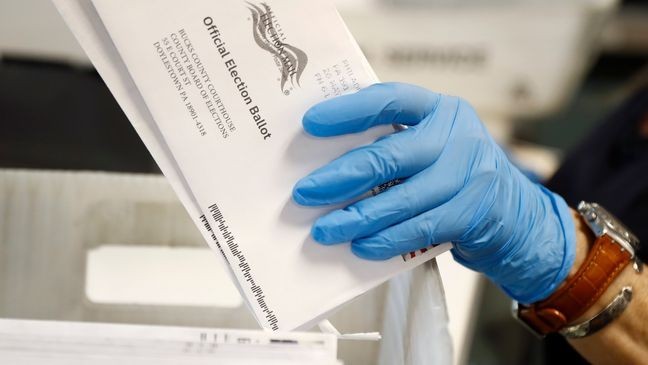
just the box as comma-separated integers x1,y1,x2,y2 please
336,0,618,139
0,0,618,364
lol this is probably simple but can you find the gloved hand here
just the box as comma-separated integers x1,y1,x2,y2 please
292,82,576,303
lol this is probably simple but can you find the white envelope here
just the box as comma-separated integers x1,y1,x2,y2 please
53,0,451,331
0,319,341,364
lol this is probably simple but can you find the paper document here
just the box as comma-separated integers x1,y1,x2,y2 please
0,319,340,365
53,0,451,331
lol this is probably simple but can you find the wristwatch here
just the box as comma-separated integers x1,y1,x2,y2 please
513,201,642,338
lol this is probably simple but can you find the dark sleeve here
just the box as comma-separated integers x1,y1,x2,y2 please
547,84,648,260
543,84,648,365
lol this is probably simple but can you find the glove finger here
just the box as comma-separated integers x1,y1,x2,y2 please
294,95,463,206
293,128,421,205
311,157,465,244
302,82,440,137
349,193,475,260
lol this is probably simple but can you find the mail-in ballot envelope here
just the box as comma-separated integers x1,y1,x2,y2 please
53,0,451,331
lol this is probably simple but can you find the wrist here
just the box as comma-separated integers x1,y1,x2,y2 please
564,208,636,325
564,208,594,287
515,201,641,338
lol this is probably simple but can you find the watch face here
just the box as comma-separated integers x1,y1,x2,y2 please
592,203,640,250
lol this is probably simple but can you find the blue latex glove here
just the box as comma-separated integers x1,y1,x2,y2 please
292,83,576,303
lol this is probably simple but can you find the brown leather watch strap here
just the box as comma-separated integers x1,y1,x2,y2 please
518,233,632,335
